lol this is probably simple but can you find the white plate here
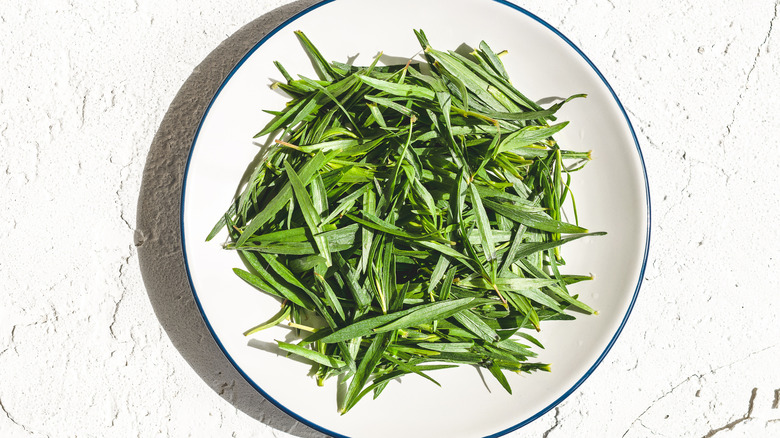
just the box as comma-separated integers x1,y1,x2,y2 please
180,0,650,436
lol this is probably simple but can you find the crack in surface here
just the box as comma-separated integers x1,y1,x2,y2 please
79,90,87,128
542,407,560,438
622,345,777,437
110,249,133,339
688,157,731,185
701,388,757,438
621,374,703,438
9,325,19,355
558,1,577,28
109,255,131,339
680,159,693,197
109,289,126,339
0,396,35,435
109,408,119,427
117,160,135,231
119,207,132,230
719,0,778,153
626,109,661,151
637,419,662,437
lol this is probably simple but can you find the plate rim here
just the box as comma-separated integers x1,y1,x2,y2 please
178,1,651,436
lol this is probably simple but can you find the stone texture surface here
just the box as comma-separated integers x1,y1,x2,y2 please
1,0,779,437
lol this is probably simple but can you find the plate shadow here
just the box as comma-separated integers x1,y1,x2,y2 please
136,1,328,437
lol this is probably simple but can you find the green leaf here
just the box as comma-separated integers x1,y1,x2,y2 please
427,255,450,299
233,264,313,310
294,30,339,82
357,75,436,101
318,307,418,344
243,305,291,336
374,298,476,333
452,309,499,342
417,342,473,353
314,273,346,321
255,98,308,138
342,332,391,413
506,232,607,268
284,160,332,266
425,47,504,110
497,123,569,154
277,341,346,368
459,276,562,312
482,198,587,234
439,266,456,301
478,40,509,81
469,183,497,279
237,151,333,247
365,95,418,117
487,362,513,394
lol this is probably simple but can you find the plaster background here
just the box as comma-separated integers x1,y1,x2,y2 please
1,0,779,437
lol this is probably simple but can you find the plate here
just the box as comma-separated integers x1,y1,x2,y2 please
180,0,650,436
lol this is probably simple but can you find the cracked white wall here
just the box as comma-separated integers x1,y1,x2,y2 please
1,0,779,437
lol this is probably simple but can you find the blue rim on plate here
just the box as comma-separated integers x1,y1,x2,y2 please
179,1,651,436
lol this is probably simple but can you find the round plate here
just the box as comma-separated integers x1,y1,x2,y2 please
180,0,650,436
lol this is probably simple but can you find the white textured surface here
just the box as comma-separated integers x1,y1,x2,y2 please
1,1,779,437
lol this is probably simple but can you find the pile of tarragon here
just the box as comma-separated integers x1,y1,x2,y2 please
207,29,604,414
